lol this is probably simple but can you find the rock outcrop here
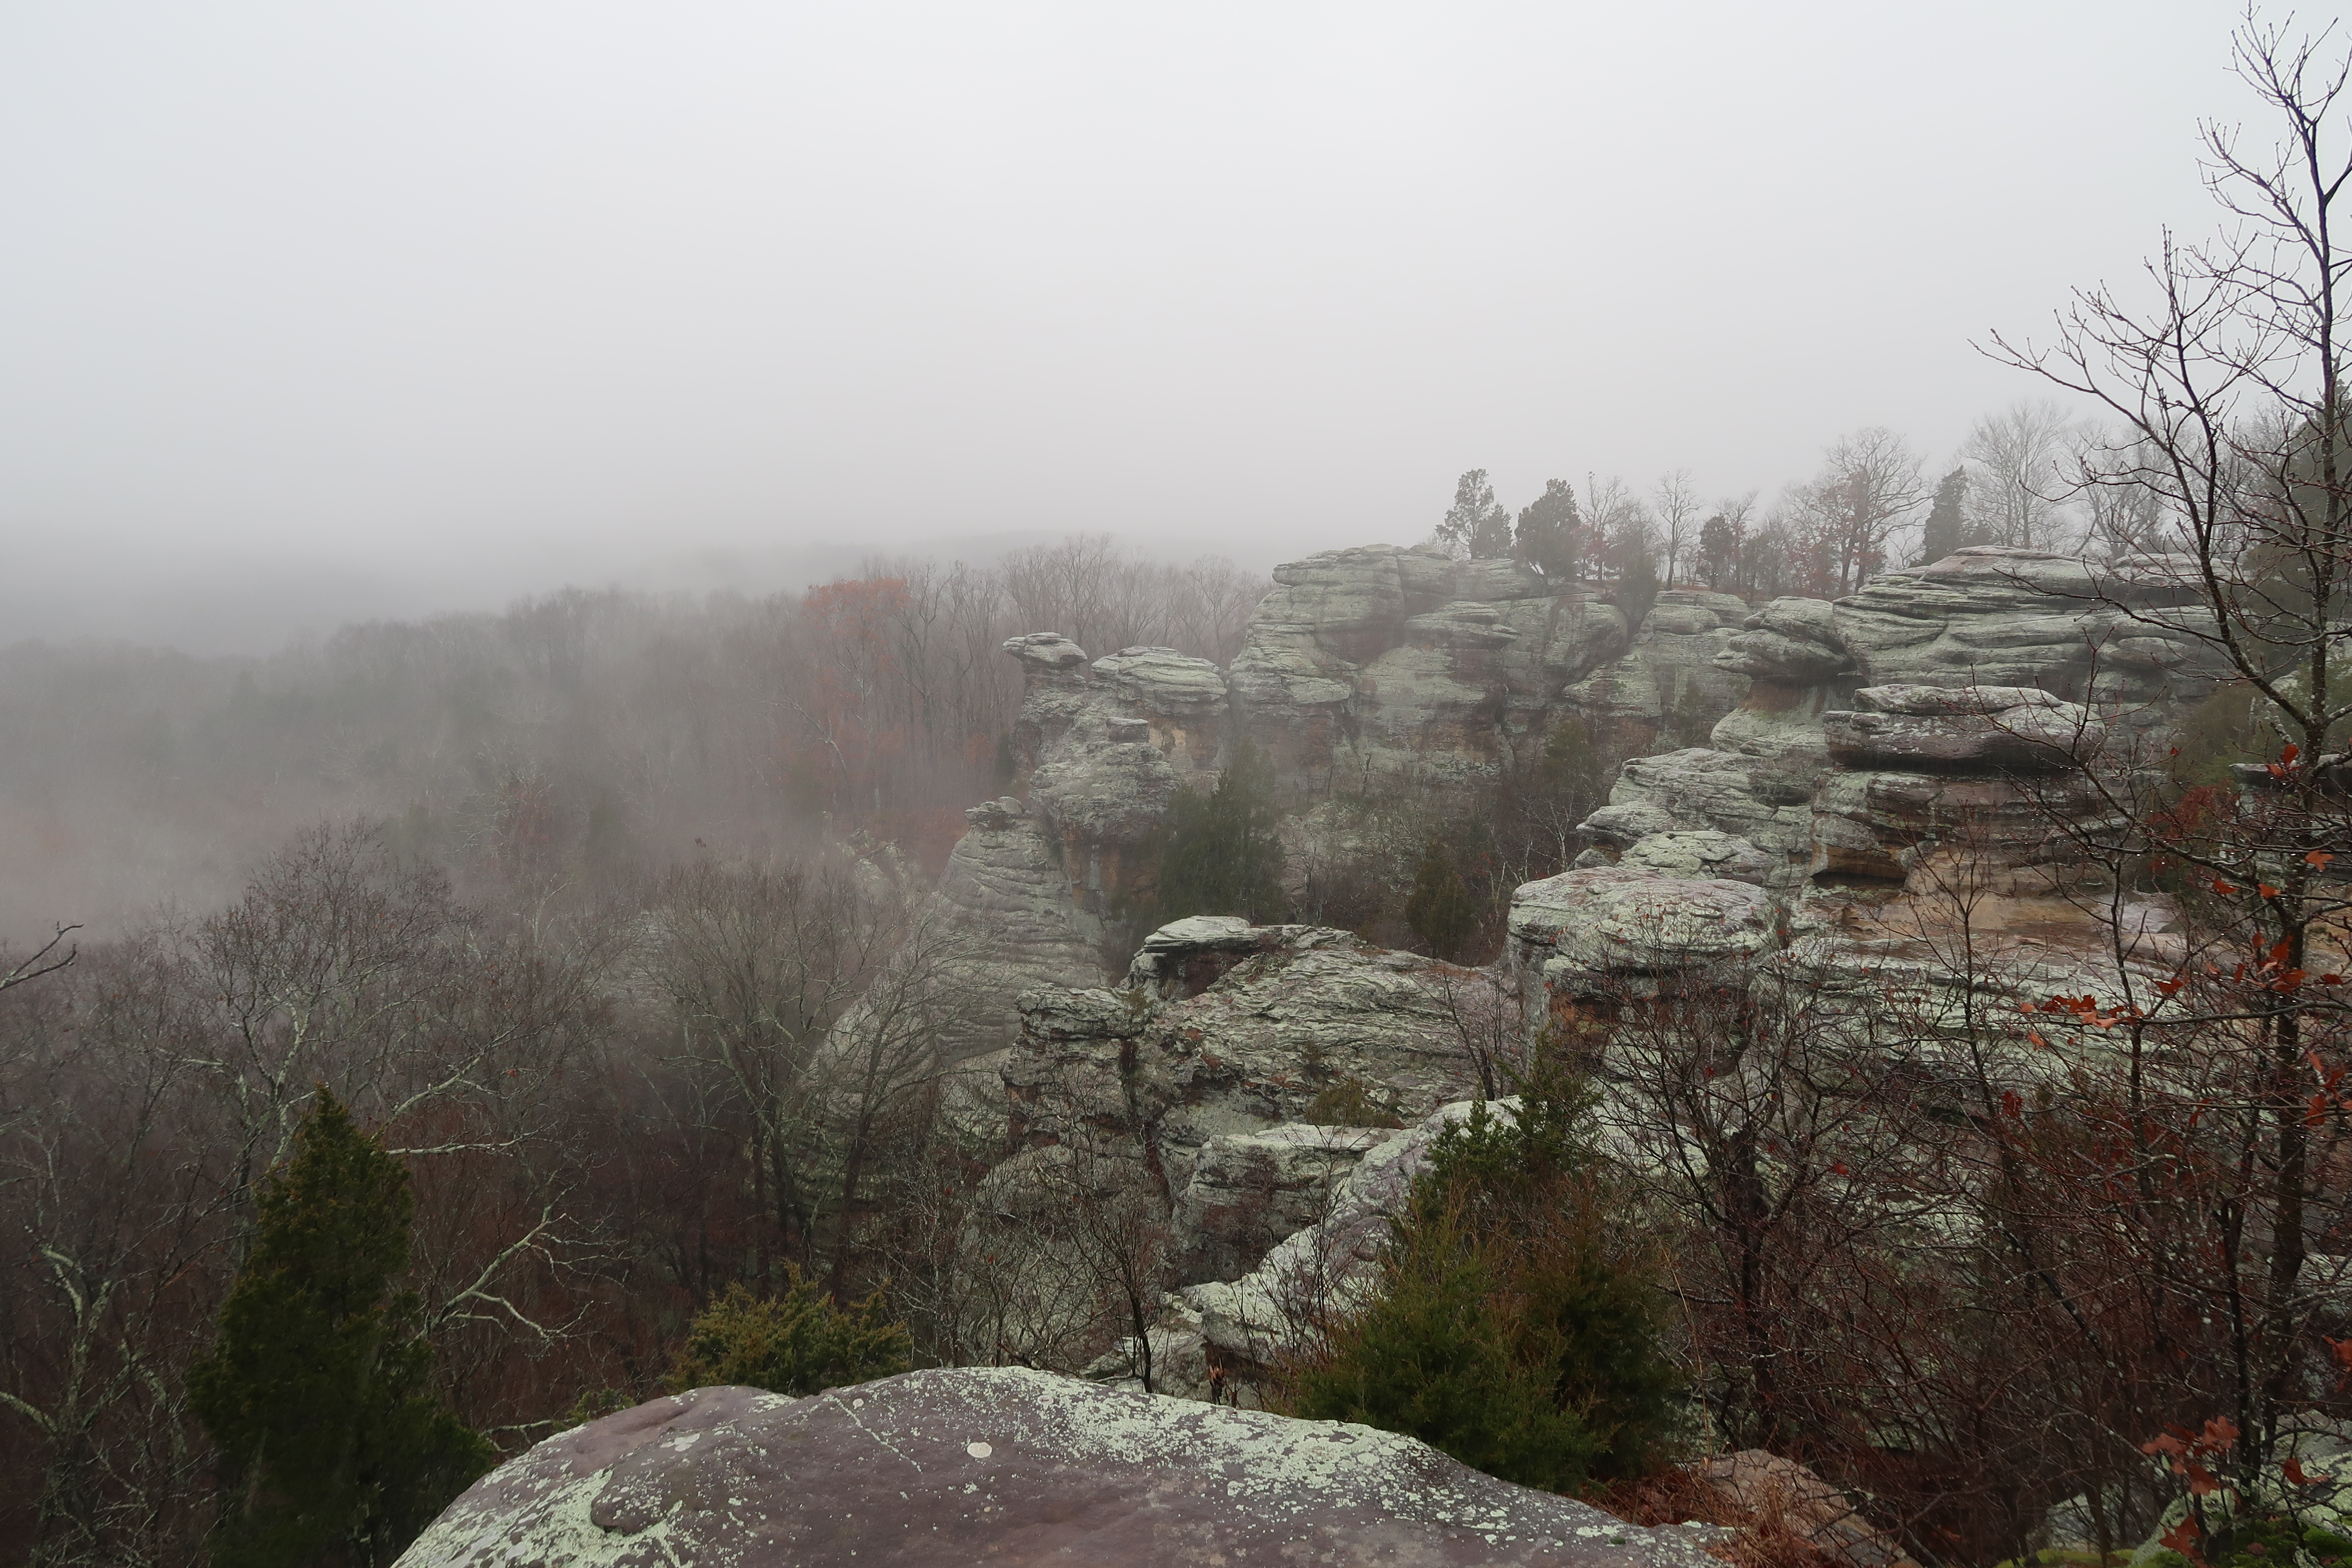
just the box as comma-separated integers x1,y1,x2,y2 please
1170,1121,1401,1285
1508,866,1779,1004
1003,921,1491,1192
1559,588,1752,748
1227,545,1632,796
398,1367,1716,1568
1711,547,2222,767
1181,1097,1508,1370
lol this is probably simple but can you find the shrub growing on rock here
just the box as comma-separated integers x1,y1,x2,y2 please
668,1271,913,1397
1287,1077,1681,1493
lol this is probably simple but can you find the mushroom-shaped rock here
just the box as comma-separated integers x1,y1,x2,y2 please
396,1367,1714,1568
1001,630,1091,672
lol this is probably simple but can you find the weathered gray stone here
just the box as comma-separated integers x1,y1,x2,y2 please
1170,1123,1401,1285
1586,748,1817,881
1620,830,1775,885
1227,545,1632,795
1559,589,1751,746
398,1367,1714,1568
1823,686,2104,771
1007,927,1488,1189
1509,867,1778,996
934,798,1107,1054
1182,1097,1507,1366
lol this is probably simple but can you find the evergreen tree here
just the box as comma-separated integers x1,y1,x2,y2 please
1436,470,1514,559
1288,1072,1680,1493
1611,549,1660,631
1155,741,1287,923
190,1092,493,1568
1514,479,1583,580
1403,837,1477,961
1917,466,1968,564
668,1272,913,1396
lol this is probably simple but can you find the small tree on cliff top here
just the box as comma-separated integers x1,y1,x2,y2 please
1156,740,1287,924
190,1091,491,1568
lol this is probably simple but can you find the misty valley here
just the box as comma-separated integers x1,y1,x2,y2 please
6,11,2352,1568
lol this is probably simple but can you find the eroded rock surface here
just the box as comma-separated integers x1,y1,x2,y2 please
1559,588,1752,748
1228,544,1632,796
1004,922,1488,1190
398,1368,1714,1568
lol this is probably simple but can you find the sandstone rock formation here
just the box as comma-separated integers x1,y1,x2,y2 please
1508,867,1779,1003
1170,1121,1400,1285
1559,588,1752,747
398,1367,1716,1568
1181,1097,1506,1370
1226,545,1632,796
1003,920,1491,1192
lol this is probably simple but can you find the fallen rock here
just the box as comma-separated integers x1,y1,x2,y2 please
399,1368,1717,1568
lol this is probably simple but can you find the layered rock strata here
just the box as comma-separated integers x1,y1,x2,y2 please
1226,545,1632,797
1002,921,1491,1193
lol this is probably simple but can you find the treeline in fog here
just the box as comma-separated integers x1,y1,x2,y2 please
0,537,1265,937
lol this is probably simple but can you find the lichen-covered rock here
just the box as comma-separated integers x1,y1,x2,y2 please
1823,685,2104,771
1509,867,1778,999
1559,589,1752,747
1619,830,1775,885
1127,915,1303,1000
1586,749,1817,883
397,1367,1715,1568
1170,1122,1402,1285
1005,927,1488,1189
1228,545,1631,796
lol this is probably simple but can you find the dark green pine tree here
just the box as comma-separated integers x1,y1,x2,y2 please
1403,837,1477,961
190,1091,494,1568
1918,466,1968,564
1437,469,1516,560
1514,479,1583,581
1155,740,1288,924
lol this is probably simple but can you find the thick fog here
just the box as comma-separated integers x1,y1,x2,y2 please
0,0,2245,650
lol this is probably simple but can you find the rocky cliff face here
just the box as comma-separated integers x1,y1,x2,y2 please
1002,917,1493,1196
1225,545,1633,796
941,542,2219,1064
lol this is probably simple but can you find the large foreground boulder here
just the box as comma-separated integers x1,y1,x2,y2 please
397,1367,1715,1568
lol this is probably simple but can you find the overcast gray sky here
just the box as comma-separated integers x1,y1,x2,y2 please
0,1,2264,649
